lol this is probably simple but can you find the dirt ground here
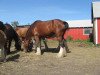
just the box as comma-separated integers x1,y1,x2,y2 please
0,40,100,75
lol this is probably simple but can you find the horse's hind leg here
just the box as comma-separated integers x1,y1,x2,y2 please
0,47,6,62
57,39,67,58
64,40,71,53
42,38,48,50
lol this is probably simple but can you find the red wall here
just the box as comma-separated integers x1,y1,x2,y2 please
64,28,90,40
97,18,100,44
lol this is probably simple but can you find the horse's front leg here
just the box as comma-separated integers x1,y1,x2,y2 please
35,36,41,55
5,39,11,54
15,39,21,51
1,47,6,62
42,38,48,50
8,39,12,54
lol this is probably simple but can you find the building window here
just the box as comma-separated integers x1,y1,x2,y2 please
83,28,92,35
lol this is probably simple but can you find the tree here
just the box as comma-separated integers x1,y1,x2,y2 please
11,21,19,29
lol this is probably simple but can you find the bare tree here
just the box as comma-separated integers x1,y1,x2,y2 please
11,21,19,29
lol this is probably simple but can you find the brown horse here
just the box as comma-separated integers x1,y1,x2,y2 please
15,26,48,51
23,19,70,57
15,26,32,50
15,26,30,41
0,30,7,62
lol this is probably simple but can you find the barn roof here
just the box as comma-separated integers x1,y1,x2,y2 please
67,20,93,28
92,1,100,18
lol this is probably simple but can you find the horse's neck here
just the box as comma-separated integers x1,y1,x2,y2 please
25,28,32,41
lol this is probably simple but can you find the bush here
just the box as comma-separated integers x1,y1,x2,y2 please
67,36,73,41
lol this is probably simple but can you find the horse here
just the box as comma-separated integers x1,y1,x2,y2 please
0,21,7,62
23,19,70,58
15,26,48,52
15,26,32,51
0,21,6,32
0,30,7,62
4,23,21,54
15,26,30,41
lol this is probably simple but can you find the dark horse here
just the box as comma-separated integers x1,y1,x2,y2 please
4,23,21,54
0,30,7,62
23,19,70,57
0,21,7,62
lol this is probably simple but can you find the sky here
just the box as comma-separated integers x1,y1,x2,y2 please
0,0,94,25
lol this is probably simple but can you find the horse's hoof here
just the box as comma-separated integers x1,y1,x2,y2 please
7,52,11,55
20,49,24,51
3,59,7,63
25,51,28,53
35,52,41,55
57,55,63,58
67,51,71,53
0,59,6,62
57,53,67,58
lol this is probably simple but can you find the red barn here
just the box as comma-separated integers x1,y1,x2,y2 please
92,1,100,45
64,20,93,40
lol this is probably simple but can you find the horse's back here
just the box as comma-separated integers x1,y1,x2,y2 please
30,19,69,36
30,20,54,35
15,27,29,38
32,19,68,29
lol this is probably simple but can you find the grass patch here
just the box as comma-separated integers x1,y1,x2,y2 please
66,39,94,47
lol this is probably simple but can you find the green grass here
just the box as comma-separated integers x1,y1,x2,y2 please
66,39,95,47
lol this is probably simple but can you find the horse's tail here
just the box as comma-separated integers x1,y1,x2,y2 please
12,28,21,50
62,21,69,40
5,24,21,50
63,21,69,30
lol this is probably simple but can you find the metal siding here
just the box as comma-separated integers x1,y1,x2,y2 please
93,2,100,18
97,18,100,44
64,28,90,40
93,19,98,44
67,20,93,27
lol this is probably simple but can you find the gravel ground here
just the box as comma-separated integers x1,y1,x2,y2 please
0,40,100,75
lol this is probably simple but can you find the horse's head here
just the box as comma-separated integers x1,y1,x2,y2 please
23,39,30,52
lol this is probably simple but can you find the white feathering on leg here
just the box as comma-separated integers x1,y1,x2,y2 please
36,47,41,55
57,46,67,58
